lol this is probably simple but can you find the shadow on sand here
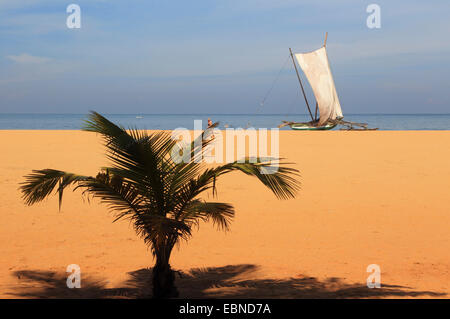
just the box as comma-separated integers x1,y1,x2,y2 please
9,264,446,299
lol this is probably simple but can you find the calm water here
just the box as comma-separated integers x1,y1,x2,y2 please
0,113,449,130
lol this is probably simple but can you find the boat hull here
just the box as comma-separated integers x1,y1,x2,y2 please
289,122,337,130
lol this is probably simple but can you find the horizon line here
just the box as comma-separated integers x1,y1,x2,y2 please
1,113,450,116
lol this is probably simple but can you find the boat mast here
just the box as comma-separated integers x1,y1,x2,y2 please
289,47,314,122
314,102,318,121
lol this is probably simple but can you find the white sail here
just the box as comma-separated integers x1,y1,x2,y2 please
295,47,343,125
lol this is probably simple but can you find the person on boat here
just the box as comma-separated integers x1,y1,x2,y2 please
206,118,215,140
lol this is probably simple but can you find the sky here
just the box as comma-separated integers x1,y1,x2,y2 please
1,0,449,114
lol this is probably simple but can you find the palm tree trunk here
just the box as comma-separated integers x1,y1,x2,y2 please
152,243,179,298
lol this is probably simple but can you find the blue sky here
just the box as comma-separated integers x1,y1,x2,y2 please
1,0,449,114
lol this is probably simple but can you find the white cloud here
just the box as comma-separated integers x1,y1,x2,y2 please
6,53,52,64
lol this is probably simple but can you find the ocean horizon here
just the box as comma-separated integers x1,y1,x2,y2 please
0,113,450,130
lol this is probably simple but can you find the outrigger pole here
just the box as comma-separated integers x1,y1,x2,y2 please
289,47,314,122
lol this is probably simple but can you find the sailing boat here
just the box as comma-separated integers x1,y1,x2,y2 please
280,33,343,130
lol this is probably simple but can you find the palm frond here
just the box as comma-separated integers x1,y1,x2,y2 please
83,111,176,214
76,170,147,221
19,169,91,209
171,158,300,210
133,214,193,250
182,201,235,231
221,158,301,200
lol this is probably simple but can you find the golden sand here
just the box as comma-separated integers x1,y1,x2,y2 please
1,130,449,298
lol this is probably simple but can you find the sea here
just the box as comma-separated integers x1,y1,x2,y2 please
0,113,449,130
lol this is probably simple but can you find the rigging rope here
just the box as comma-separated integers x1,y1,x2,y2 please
257,54,291,113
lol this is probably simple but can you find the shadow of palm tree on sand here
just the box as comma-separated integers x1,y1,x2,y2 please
9,264,446,299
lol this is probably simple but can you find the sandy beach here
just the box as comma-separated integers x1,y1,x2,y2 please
1,130,449,298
